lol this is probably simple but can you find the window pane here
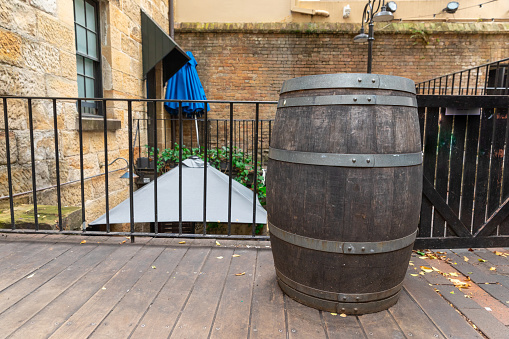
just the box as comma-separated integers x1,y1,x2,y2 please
87,31,97,58
76,55,84,75
76,25,87,55
84,58,94,77
77,75,85,98
85,1,96,31
85,77,95,98
74,0,86,26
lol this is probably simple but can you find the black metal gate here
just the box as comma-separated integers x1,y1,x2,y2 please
415,95,509,248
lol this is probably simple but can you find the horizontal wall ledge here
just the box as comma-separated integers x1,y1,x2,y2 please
175,22,509,34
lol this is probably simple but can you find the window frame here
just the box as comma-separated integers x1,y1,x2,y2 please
74,0,103,116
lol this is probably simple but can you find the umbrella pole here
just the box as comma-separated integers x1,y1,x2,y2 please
194,115,200,148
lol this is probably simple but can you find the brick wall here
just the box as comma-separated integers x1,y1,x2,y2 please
175,22,509,120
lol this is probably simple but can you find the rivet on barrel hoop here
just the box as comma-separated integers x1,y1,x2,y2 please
357,78,362,82
352,159,356,163
353,97,358,102
283,100,286,106
367,97,372,102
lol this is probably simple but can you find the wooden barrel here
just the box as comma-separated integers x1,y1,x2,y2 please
267,73,422,315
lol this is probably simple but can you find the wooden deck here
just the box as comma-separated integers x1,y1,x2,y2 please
0,234,508,338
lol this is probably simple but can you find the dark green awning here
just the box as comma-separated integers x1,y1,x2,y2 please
141,10,190,82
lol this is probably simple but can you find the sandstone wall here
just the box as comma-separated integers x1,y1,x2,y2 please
0,0,169,225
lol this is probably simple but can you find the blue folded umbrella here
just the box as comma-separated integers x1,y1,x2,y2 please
164,51,210,117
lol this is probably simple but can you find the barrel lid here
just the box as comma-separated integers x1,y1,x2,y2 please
280,73,416,95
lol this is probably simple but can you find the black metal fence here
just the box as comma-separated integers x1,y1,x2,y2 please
416,57,509,95
0,97,277,241
134,117,274,170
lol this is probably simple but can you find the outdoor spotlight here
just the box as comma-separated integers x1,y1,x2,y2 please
386,1,397,13
372,6,394,22
353,27,369,43
444,1,459,14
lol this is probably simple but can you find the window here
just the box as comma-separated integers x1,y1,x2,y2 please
74,0,102,115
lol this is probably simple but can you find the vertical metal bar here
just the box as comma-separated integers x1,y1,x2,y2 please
164,117,167,149
78,100,85,231
216,120,219,154
367,22,374,73
53,99,63,231
260,120,264,168
445,76,449,95
504,66,509,95
451,74,455,95
483,65,490,95
432,79,436,95
466,70,471,96
3,98,15,229
427,81,430,95
153,101,158,234
203,102,208,235
475,67,480,95
128,101,135,243
493,61,501,93
252,104,260,237
28,99,38,231
439,77,442,95
137,119,141,159
103,99,109,233
458,72,463,95
179,101,183,234
228,103,233,236
269,120,272,146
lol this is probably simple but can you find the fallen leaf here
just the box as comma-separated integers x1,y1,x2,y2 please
495,251,504,256
340,314,347,318
178,241,186,244
120,240,126,244
450,291,455,294
232,254,241,257
410,274,418,277
468,248,474,252
419,272,425,275
216,256,224,259
409,262,414,266
235,272,246,276
416,251,425,256
216,241,221,246
485,307,492,312
80,240,87,244
490,267,496,271
449,272,459,277
26,273,35,279
419,256,428,259
463,256,469,262
102,287,106,290
330,313,337,316
478,259,486,262
465,295,472,298
432,267,440,272
151,266,156,269
420,266,433,273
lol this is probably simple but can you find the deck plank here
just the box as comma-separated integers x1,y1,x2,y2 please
403,275,483,339
129,246,210,339
9,244,141,339
0,240,97,315
48,245,165,339
0,243,116,338
248,249,286,339
0,240,74,292
389,289,446,338
169,247,235,339
358,310,405,338
285,295,327,338
209,247,258,339
460,308,509,339
322,313,366,338
89,246,188,338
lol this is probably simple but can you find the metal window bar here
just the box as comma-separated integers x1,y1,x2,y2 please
78,100,85,230
102,99,109,232
3,98,14,229
128,100,135,243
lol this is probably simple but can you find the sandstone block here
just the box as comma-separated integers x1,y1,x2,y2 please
111,48,131,71
45,74,78,97
0,65,46,97
0,98,28,131
0,29,23,67
31,0,57,15
121,34,139,60
122,74,141,96
0,164,33,196
37,12,75,53
102,55,113,91
60,51,77,80
123,0,141,25
56,0,75,27
110,5,130,36
0,131,18,165
22,40,60,75
0,1,37,37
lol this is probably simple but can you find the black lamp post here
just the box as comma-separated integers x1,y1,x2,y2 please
353,1,396,73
